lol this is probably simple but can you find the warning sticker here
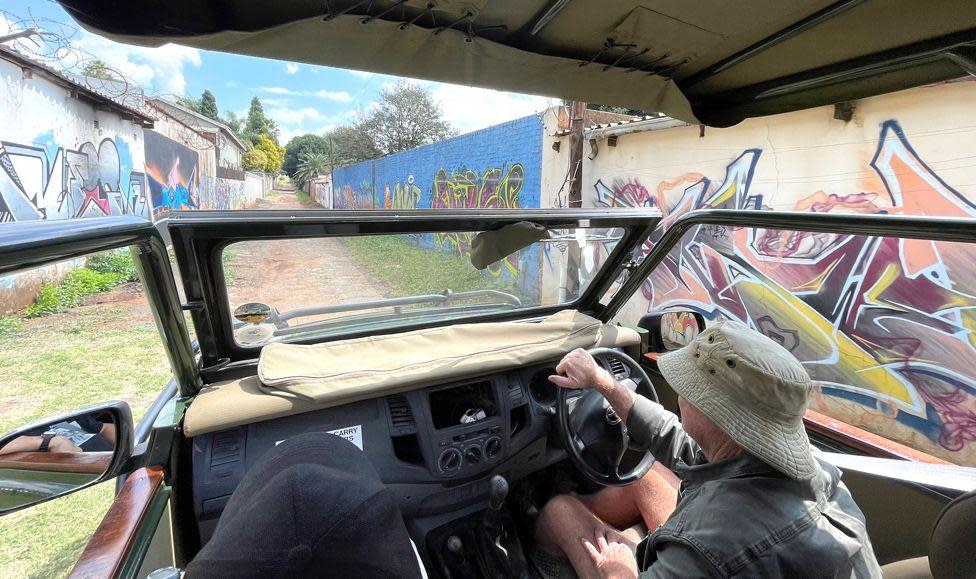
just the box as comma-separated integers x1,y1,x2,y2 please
327,425,364,450
274,424,364,450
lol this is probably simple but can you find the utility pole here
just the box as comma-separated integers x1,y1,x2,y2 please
564,100,586,300
567,100,586,208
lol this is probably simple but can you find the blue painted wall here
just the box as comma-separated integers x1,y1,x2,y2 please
331,113,544,300
332,113,543,210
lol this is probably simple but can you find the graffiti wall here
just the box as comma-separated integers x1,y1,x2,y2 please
144,129,199,217
331,114,544,296
0,60,149,223
566,80,976,464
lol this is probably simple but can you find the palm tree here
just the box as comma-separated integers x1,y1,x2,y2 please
295,151,329,190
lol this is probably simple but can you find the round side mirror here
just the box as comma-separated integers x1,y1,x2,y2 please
233,302,272,324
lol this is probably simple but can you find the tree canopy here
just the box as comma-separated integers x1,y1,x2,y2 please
282,134,330,179
198,90,219,121
360,81,456,155
243,97,279,146
82,58,119,81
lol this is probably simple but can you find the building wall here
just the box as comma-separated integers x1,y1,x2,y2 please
309,174,333,208
0,58,149,223
0,57,150,312
331,114,545,298
544,80,976,465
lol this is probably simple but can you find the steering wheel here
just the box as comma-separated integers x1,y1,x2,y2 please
557,348,659,486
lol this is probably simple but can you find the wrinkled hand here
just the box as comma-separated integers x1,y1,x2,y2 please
582,527,639,579
549,348,613,392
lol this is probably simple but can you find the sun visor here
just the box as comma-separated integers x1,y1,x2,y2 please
470,221,549,270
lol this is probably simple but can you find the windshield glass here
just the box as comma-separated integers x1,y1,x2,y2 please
223,227,622,346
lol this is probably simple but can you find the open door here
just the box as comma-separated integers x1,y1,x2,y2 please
0,216,198,577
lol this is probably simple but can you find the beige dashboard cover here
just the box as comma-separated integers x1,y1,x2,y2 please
184,310,639,436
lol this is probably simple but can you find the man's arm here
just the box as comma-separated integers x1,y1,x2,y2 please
551,349,701,471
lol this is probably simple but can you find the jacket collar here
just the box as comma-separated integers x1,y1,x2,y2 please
673,451,784,490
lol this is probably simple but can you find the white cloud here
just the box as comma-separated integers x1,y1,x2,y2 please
314,89,353,103
285,63,300,74
225,80,240,88
72,32,202,96
346,69,374,78
260,86,298,95
267,106,327,125
430,83,550,134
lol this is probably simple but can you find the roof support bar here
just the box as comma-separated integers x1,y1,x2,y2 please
681,0,867,89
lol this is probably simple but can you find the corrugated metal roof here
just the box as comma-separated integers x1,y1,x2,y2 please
552,112,686,137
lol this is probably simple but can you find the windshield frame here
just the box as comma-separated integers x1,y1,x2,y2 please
167,208,661,371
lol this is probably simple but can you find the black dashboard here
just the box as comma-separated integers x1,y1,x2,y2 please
189,353,633,543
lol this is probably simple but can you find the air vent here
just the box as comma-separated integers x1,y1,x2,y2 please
508,382,526,407
387,395,416,433
608,357,627,378
210,428,244,467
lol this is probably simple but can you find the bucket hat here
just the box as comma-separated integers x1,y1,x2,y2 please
658,319,819,480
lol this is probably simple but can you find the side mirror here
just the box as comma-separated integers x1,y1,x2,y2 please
639,310,707,352
0,401,133,515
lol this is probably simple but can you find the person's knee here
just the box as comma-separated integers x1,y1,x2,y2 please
535,494,584,543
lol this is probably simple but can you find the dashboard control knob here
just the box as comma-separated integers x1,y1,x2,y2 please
484,436,503,460
438,448,462,473
464,445,482,464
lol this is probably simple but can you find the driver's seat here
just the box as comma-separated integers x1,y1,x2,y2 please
880,488,976,578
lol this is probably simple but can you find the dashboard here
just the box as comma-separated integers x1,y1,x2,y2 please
189,352,633,542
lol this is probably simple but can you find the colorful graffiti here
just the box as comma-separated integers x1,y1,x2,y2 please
384,175,422,210
431,163,525,278
601,120,976,464
145,130,199,216
337,182,374,209
0,135,148,222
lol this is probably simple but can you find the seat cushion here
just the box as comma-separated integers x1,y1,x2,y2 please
929,490,976,579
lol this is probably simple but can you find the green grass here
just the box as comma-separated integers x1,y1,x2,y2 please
342,235,521,298
0,301,170,578
25,250,138,318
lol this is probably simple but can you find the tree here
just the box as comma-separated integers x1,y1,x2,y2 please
242,148,269,172
282,133,331,179
82,59,119,81
243,97,278,146
295,152,329,188
199,90,219,121
326,125,382,167
253,133,285,174
358,81,456,155
221,111,244,136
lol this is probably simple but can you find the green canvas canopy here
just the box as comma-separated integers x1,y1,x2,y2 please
59,0,976,126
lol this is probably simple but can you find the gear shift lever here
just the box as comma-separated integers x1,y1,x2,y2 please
488,475,508,511
478,475,529,578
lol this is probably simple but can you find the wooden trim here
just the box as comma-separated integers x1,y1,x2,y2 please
804,410,951,465
642,353,950,465
68,467,165,579
0,451,112,475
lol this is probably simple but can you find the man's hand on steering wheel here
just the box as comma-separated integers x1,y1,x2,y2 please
549,348,615,393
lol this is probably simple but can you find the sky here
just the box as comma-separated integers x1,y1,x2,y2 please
2,1,555,144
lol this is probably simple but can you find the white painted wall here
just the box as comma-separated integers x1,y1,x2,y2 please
0,57,149,222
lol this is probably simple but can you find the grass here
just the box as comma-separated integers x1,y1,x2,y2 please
342,235,521,298
0,296,171,577
25,250,138,318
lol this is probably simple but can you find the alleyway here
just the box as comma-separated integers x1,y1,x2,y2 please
224,188,388,316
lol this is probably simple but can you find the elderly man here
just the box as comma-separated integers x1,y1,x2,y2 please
535,320,882,578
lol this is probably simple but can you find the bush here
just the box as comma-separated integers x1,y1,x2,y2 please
26,267,128,318
86,249,138,282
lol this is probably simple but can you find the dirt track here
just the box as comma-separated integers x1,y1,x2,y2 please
224,190,387,314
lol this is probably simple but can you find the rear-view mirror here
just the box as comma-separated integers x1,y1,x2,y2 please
0,401,133,515
639,310,707,352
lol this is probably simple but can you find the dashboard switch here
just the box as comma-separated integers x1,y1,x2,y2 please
438,448,463,473
484,436,502,460
464,445,482,464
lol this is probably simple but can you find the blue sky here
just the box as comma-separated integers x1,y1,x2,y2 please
2,1,553,143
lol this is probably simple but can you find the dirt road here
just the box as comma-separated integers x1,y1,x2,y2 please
224,190,388,315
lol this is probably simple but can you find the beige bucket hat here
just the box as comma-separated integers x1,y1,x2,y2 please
658,318,819,480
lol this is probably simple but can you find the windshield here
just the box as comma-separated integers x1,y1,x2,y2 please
223,227,623,346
